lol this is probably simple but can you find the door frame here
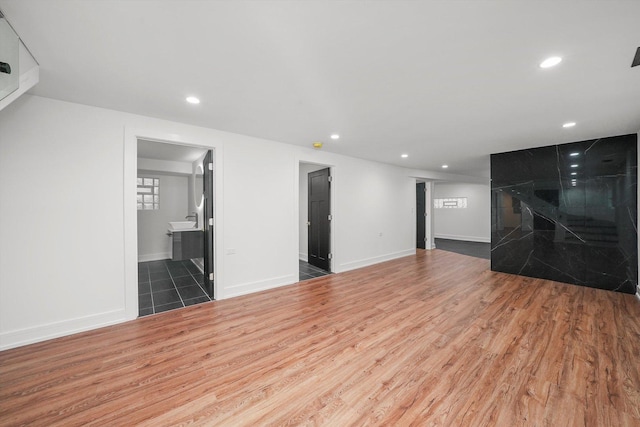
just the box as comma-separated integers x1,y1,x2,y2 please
296,161,336,275
124,126,224,320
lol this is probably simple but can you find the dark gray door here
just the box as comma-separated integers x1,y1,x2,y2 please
308,168,331,271
203,150,215,298
416,183,426,249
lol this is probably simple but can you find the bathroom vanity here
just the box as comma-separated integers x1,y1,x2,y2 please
167,222,204,261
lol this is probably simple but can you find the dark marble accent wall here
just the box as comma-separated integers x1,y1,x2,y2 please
491,134,638,294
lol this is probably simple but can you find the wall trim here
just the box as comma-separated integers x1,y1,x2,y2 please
222,274,297,299
0,309,127,351
338,248,415,273
434,233,491,243
138,252,170,262
299,253,308,262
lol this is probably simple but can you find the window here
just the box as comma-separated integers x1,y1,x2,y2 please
434,197,467,209
137,177,159,210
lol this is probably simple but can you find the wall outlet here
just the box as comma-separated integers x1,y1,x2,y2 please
226,248,236,255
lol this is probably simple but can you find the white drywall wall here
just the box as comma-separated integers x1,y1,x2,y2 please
433,182,491,243
0,94,477,349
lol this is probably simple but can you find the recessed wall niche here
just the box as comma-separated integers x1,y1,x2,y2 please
491,133,637,294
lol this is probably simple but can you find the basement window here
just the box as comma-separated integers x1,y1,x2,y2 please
137,177,159,210
434,197,467,209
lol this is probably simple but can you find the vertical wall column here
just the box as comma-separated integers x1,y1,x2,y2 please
490,133,637,294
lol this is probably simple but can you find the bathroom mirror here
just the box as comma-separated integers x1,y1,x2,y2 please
194,163,204,209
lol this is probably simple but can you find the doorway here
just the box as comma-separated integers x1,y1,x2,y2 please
416,182,426,249
416,180,434,250
136,140,215,316
299,163,332,281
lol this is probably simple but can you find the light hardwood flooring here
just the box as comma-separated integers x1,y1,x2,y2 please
1,249,639,426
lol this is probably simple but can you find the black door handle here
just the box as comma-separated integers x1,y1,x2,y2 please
0,62,11,74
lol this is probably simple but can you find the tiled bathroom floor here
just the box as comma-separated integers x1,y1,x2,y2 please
139,260,326,316
299,260,331,281
138,259,212,317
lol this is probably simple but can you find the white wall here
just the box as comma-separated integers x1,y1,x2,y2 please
220,138,297,296
0,94,479,350
298,163,329,261
433,182,491,243
137,173,188,261
1,96,128,349
330,159,415,271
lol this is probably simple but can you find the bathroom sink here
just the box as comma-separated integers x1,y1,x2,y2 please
169,221,197,231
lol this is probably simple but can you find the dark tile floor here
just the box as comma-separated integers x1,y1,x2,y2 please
299,260,331,281
138,259,212,317
434,238,491,260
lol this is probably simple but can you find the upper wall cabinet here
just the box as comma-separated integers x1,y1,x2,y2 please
490,134,638,294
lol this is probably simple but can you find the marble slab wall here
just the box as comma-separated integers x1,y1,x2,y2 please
491,134,638,294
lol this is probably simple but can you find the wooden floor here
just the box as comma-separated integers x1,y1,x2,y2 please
1,250,640,426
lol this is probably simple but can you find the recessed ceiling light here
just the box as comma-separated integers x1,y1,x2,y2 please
571,164,579,168
563,122,576,128
569,152,579,156
442,164,448,169
330,134,340,140
401,154,408,158
186,96,200,104
540,56,562,68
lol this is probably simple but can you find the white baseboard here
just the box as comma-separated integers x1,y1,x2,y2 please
338,248,415,273
299,252,308,262
0,309,127,351
434,234,491,244
221,274,298,299
138,252,170,262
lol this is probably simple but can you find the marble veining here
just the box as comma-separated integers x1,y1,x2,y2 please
491,133,638,294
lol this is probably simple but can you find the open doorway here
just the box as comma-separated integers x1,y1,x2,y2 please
136,140,215,316
299,163,332,281
416,180,434,250
431,181,491,259
417,182,426,249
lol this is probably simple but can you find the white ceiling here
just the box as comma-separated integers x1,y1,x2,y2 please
2,0,639,178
